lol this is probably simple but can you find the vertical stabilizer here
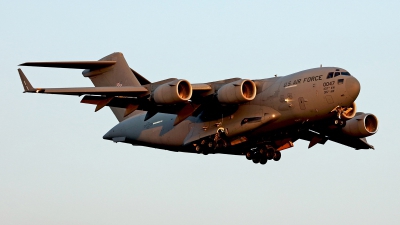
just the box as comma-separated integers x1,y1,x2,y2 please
82,52,142,121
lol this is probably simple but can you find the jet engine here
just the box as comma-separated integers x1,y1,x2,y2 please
153,79,192,104
342,113,378,137
217,79,257,104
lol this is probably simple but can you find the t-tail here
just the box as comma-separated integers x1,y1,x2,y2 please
81,52,149,121
19,52,150,121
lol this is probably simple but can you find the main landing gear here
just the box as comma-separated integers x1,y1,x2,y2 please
246,147,281,165
193,128,229,155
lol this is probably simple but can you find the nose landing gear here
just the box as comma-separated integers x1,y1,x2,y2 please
331,103,356,128
334,119,346,127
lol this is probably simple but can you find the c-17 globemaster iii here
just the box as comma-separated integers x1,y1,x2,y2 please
18,52,378,165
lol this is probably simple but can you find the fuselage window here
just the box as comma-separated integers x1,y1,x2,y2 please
334,72,340,77
327,72,334,79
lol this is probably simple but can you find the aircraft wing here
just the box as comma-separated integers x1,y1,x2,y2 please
18,68,207,122
327,133,374,150
25,86,149,96
18,69,149,96
18,66,243,124
299,128,374,150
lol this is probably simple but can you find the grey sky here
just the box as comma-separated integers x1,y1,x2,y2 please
1,1,399,224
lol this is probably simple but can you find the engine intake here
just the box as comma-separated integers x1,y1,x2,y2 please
217,79,257,104
153,79,192,104
342,113,378,137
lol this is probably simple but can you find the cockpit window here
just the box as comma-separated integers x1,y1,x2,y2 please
341,72,351,76
327,71,352,79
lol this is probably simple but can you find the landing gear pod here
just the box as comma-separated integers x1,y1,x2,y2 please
217,79,256,104
153,79,192,104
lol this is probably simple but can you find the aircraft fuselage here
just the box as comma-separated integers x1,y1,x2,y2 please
103,67,360,153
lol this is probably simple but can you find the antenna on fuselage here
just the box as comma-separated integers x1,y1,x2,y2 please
320,64,322,68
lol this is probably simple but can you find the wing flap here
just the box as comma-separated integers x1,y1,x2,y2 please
301,129,374,150
328,134,374,150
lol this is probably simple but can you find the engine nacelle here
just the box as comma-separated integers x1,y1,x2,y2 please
153,79,192,104
217,79,257,104
342,113,378,137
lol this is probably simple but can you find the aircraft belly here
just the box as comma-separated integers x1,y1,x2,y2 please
183,105,280,145
107,112,192,148
136,121,191,147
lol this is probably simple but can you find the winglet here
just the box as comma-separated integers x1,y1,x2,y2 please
18,69,35,92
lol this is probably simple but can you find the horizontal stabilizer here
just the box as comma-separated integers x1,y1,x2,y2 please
19,61,116,70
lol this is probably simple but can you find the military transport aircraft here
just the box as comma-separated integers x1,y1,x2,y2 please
18,52,378,165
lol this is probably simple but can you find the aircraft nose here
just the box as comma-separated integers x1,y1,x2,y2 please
345,76,361,100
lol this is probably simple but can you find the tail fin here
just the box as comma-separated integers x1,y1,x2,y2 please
19,52,146,122
82,52,141,87
82,52,143,122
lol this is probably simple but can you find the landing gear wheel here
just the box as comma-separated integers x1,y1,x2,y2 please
217,140,228,148
202,148,209,155
195,145,201,154
252,153,260,164
260,155,267,165
334,119,346,127
266,149,275,160
273,151,281,161
245,151,253,160
258,148,266,155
